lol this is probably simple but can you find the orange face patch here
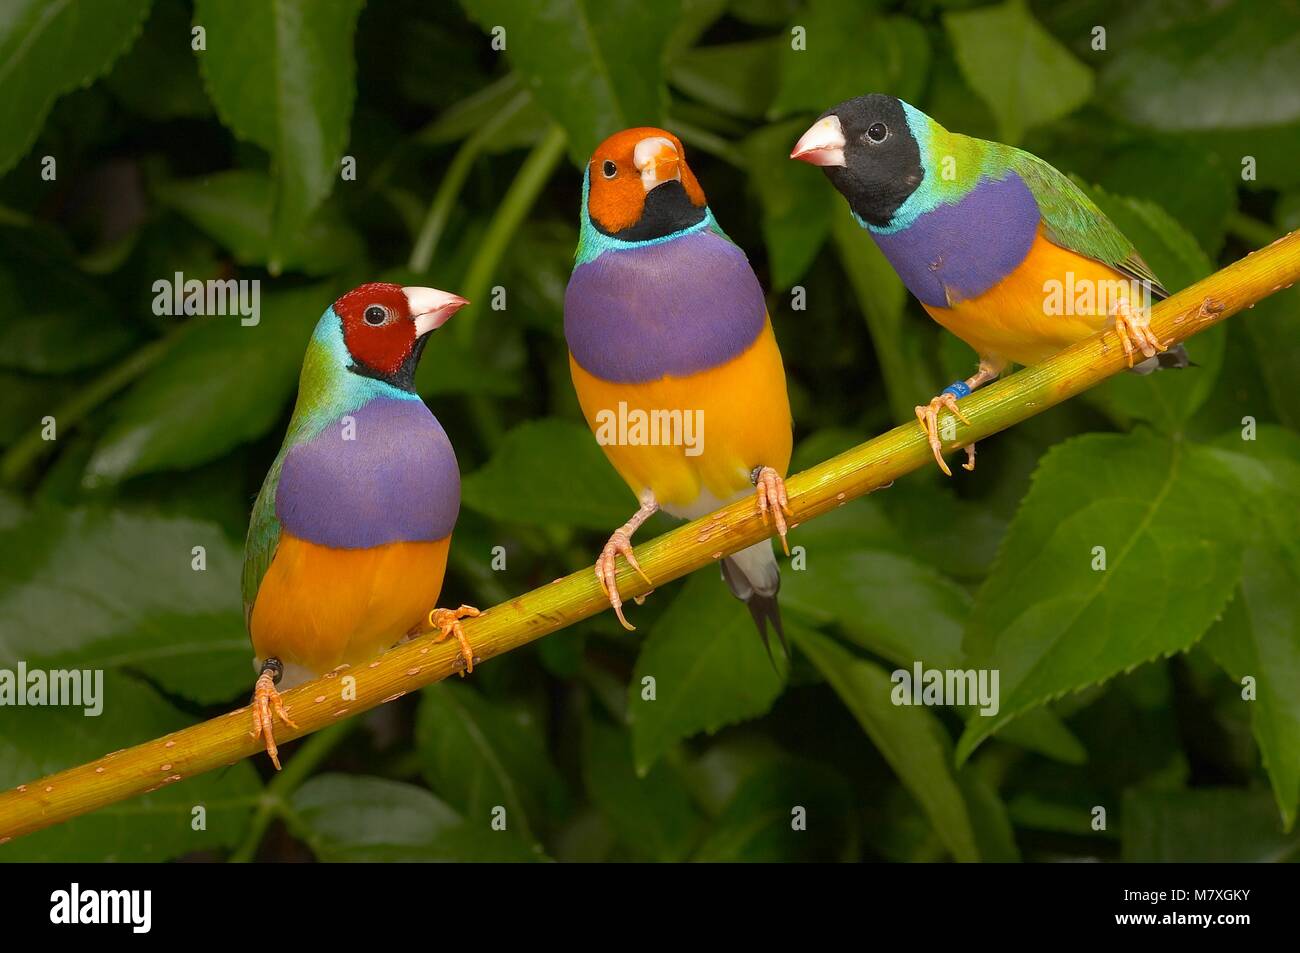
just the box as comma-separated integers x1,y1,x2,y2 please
586,127,707,235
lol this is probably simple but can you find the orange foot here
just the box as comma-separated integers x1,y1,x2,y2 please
250,663,298,771
753,466,793,555
429,604,481,675
915,393,975,477
1112,299,1168,367
595,529,653,632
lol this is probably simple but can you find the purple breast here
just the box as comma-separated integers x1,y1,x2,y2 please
276,397,460,549
565,229,767,383
871,172,1040,308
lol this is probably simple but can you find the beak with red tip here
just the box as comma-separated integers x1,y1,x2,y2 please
403,286,469,337
633,136,681,192
791,115,847,167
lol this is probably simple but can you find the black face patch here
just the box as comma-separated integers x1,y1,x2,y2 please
820,94,925,228
348,330,429,393
596,180,707,242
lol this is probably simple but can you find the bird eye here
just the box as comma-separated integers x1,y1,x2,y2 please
602,160,617,178
363,305,388,326
866,122,888,143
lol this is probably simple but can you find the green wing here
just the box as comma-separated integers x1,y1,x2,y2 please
1007,148,1169,300
241,451,286,630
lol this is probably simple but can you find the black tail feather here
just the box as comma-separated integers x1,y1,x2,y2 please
1157,343,1193,369
1130,343,1194,375
720,555,788,668
745,592,789,666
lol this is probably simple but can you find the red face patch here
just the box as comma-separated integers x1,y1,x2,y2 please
333,283,415,377
586,127,706,234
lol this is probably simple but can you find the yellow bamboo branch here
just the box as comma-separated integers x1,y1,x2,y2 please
2,230,1298,845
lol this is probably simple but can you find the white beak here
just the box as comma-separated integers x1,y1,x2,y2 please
791,115,847,167
402,286,468,336
633,136,681,192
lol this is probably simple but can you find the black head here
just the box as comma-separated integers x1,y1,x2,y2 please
791,94,924,228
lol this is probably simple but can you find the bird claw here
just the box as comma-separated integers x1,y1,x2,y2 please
595,530,651,631
429,604,480,675
249,669,298,771
753,466,792,555
1112,299,1166,367
961,443,976,472
915,393,972,477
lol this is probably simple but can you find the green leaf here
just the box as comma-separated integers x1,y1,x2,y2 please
730,0,799,27
583,716,700,861
195,0,362,272
418,329,525,398
1242,286,1300,429
0,674,260,861
0,372,76,449
944,0,1093,145
958,433,1248,761
629,573,785,775
793,625,981,861
691,758,857,861
780,542,970,672
460,419,634,531
670,38,781,120
0,504,249,707
870,477,1008,581
771,4,929,119
0,508,250,704
779,456,1008,581
743,119,834,290
0,0,153,175
1278,191,1300,232
958,769,1021,862
287,774,544,861
0,228,137,374
415,682,568,845
105,0,210,121
1122,788,1300,862
664,0,728,60
84,284,327,487
782,492,1079,766
1191,122,1300,190
1070,139,1236,257
996,707,1087,766
289,774,460,861
456,0,680,165
1100,1,1300,132
1204,427,1300,829
417,76,547,154
1079,185,1220,432
155,172,363,276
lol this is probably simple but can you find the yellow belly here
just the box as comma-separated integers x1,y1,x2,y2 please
926,231,1144,366
250,533,449,674
570,320,792,509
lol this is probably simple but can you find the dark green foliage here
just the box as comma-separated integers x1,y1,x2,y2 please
0,0,1297,862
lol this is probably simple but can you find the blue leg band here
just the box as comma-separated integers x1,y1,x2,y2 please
942,380,972,399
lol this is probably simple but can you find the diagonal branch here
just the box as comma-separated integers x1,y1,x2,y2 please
2,230,1298,845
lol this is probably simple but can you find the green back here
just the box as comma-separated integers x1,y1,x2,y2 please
241,448,287,629
1005,146,1168,298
